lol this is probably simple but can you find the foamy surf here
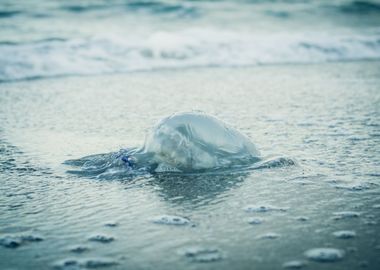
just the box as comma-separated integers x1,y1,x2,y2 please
1,30,379,82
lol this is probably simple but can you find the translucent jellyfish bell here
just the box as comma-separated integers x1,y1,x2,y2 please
64,112,263,177
136,112,260,172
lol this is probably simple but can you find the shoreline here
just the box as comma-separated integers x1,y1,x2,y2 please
1,58,379,270
1,59,380,85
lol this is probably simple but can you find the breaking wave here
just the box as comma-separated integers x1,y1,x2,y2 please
1,30,379,82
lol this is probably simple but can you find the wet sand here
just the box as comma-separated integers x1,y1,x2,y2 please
0,61,379,270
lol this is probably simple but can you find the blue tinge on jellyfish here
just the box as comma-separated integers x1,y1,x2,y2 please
64,112,295,178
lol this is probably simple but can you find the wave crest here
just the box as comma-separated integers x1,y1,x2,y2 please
1,30,379,82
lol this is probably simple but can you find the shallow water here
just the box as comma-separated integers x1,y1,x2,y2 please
1,0,380,82
0,61,379,269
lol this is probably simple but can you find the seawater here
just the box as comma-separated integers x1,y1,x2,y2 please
0,61,379,269
1,0,380,81
1,0,380,269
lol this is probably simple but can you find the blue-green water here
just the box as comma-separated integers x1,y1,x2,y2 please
1,0,380,82
1,1,380,270
1,61,380,269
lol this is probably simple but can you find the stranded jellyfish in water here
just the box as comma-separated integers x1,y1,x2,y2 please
127,111,261,172
65,112,266,177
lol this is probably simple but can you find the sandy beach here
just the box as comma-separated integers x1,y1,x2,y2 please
1,60,379,269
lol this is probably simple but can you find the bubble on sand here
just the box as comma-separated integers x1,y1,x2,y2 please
363,214,377,225
0,234,43,248
304,248,345,262
53,259,79,270
295,216,309,221
333,211,360,220
257,233,280,239
334,182,376,191
21,235,43,242
180,246,223,263
54,257,118,269
88,234,114,243
0,235,22,248
104,222,118,227
333,230,356,239
364,220,377,225
84,258,118,268
248,217,264,225
282,260,307,269
69,245,90,253
152,215,190,225
244,205,288,213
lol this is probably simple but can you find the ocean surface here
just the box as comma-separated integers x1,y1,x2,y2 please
1,61,380,269
1,1,380,270
0,0,380,82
